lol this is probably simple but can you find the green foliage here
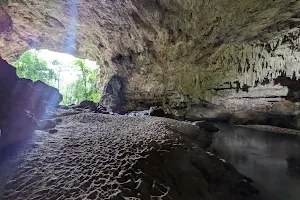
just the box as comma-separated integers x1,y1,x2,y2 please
12,51,57,86
12,51,101,105
61,59,101,105
51,59,63,90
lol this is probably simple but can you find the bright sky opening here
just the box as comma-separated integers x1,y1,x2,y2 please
29,49,99,89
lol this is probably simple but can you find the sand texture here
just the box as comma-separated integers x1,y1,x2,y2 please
0,111,260,200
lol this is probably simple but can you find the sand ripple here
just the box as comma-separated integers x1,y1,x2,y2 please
0,113,259,200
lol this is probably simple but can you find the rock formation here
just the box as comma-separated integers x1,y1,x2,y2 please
2,0,300,114
101,75,125,113
0,57,62,150
2,1,300,198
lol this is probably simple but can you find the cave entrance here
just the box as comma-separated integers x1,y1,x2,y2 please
11,49,101,105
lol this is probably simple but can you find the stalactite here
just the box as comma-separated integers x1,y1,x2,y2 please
212,29,300,89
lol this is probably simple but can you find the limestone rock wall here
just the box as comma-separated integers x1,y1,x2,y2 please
203,29,300,111
1,0,300,111
0,57,62,150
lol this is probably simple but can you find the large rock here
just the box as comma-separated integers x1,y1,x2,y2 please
0,57,62,150
101,75,125,113
76,100,96,108
194,121,220,133
149,106,165,117
73,100,110,114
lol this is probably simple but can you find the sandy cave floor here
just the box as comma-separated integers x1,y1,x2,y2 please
0,111,260,200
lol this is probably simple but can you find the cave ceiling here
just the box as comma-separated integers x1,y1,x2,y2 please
1,0,300,110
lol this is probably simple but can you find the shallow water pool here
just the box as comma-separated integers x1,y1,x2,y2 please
210,124,300,200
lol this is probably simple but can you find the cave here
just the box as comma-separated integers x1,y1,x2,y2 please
1,0,300,199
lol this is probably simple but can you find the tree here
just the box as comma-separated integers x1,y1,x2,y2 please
12,51,57,86
60,60,101,105
52,59,63,90
87,68,101,102
74,59,90,98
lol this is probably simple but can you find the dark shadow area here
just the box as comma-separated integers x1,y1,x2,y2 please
0,138,32,192
274,72,300,102
0,139,30,164
0,57,61,151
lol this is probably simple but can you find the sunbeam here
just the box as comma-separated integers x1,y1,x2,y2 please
64,0,78,55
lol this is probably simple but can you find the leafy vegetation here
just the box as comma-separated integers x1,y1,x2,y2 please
62,60,101,105
12,51,101,105
12,51,57,85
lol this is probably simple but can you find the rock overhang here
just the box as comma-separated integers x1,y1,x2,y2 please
1,0,300,112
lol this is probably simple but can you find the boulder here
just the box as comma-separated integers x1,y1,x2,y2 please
76,100,96,109
92,103,109,114
149,106,165,117
0,57,62,150
127,110,150,117
101,75,124,113
71,100,110,114
194,121,220,133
